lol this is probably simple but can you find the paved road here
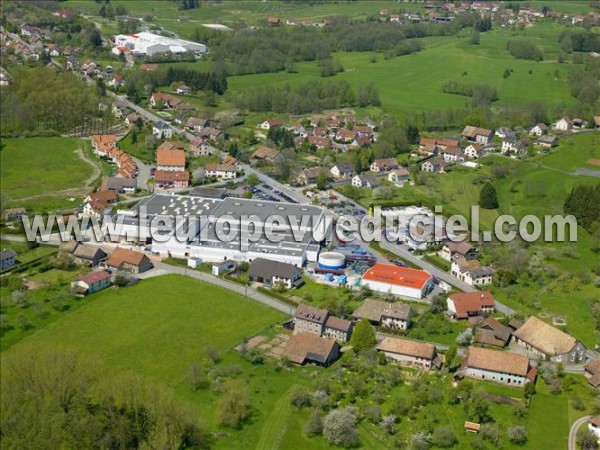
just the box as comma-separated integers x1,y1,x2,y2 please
568,415,591,450
139,262,295,315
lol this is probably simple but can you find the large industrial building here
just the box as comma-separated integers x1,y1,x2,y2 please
361,263,433,300
112,32,207,57
111,194,326,266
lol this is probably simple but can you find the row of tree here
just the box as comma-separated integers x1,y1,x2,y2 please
164,67,228,94
563,183,600,232
558,30,600,53
230,79,378,114
442,81,498,107
506,40,544,61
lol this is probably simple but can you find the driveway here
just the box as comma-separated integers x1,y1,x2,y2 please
134,157,154,190
568,415,591,450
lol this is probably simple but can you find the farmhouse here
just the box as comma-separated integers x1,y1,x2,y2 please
204,163,237,180
440,146,464,163
190,136,210,157
529,123,548,136
72,244,108,267
361,263,433,300
307,136,332,149
259,119,282,130
451,258,493,286
376,336,441,370
113,32,207,57
71,270,112,295
0,249,17,271
106,248,153,274
535,135,558,148
370,158,399,173
421,156,448,174
474,317,512,348
512,316,586,363
82,191,118,218
352,299,413,330
156,145,186,172
440,241,476,261
447,292,495,320
388,168,410,186
295,167,328,186
154,170,190,188
284,333,340,366
330,163,356,180
352,173,380,188
252,146,280,163
248,257,302,289
461,126,493,144
459,346,535,386
585,360,600,388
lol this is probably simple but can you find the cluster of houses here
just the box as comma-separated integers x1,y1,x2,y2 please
442,241,494,287
63,242,154,295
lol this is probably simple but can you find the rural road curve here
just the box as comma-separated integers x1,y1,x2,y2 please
568,415,590,450
139,262,295,316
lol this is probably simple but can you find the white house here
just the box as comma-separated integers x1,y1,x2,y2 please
352,299,413,330
529,123,548,136
153,120,173,138
176,85,191,94
441,146,464,163
388,168,409,186
352,173,379,188
71,270,112,295
370,158,399,173
204,163,237,179
330,163,355,180
259,119,281,130
451,258,493,286
588,417,600,443
464,144,485,159
554,117,573,131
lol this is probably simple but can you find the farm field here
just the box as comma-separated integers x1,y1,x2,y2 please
0,137,98,212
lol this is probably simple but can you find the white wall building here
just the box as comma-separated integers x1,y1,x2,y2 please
113,32,207,57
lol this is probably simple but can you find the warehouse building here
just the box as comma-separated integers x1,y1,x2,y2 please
111,194,326,266
360,263,433,300
113,32,207,57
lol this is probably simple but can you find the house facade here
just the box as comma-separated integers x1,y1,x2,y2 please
352,299,413,330
248,258,301,289
71,270,112,295
388,168,409,186
106,248,153,274
204,163,237,179
460,346,535,386
330,163,355,179
376,337,440,370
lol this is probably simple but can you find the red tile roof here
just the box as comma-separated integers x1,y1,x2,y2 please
448,292,495,319
78,270,111,285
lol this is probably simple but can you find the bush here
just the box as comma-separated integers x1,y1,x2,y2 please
290,386,312,408
431,426,457,448
322,407,359,448
507,40,543,61
305,411,324,435
507,425,527,445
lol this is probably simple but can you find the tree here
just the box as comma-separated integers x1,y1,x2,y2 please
471,30,481,45
246,173,260,186
479,182,499,209
305,411,324,435
577,429,599,450
381,415,396,435
350,319,376,352
524,381,536,399
506,425,527,445
186,363,208,391
217,382,250,428
322,407,359,448
316,171,328,190
411,432,431,450
406,124,420,144
290,385,312,408
445,344,460,371
431,426,457,448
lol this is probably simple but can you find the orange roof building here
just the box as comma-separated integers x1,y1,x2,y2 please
447,292,496,319
156,147,186,171
361,263,432,299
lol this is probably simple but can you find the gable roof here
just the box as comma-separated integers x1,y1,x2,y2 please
448,292,495,319
284,332,338,364
475,317,512,346
513,316,578,356
0,248,17,261
77,270,111,285
248,257,298,280
294,304,329,325
377,336,436,359
352,299,411,322
362,263,431,290
252,146,279,160
462,125,493,138
325,316,352,332
355,173,379,187
73,245,107,261
106,248,148,268
444,241,474,255
156,148,185,167
464,346,530,377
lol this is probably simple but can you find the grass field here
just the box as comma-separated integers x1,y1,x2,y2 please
0,137,97,211
6,275,284,382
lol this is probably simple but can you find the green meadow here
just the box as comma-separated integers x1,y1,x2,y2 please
0,137,97,211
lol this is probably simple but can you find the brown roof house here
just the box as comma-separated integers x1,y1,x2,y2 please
323,316,353,343
106,248,153,274
461,125,494,144
293,304,352,343
376,336,441,370
370,158,399,173
440,241,476,262
352,299,413,330
474,318,512,348
584,360,600,388
252,146,281,163
248,258,301,289
446,292,495,320
512,316,586,363
458,346,536,386
284,332,340,366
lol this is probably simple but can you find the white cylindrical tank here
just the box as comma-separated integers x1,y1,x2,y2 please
318,252,345,270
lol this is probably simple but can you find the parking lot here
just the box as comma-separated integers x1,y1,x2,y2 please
244,183,298,203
